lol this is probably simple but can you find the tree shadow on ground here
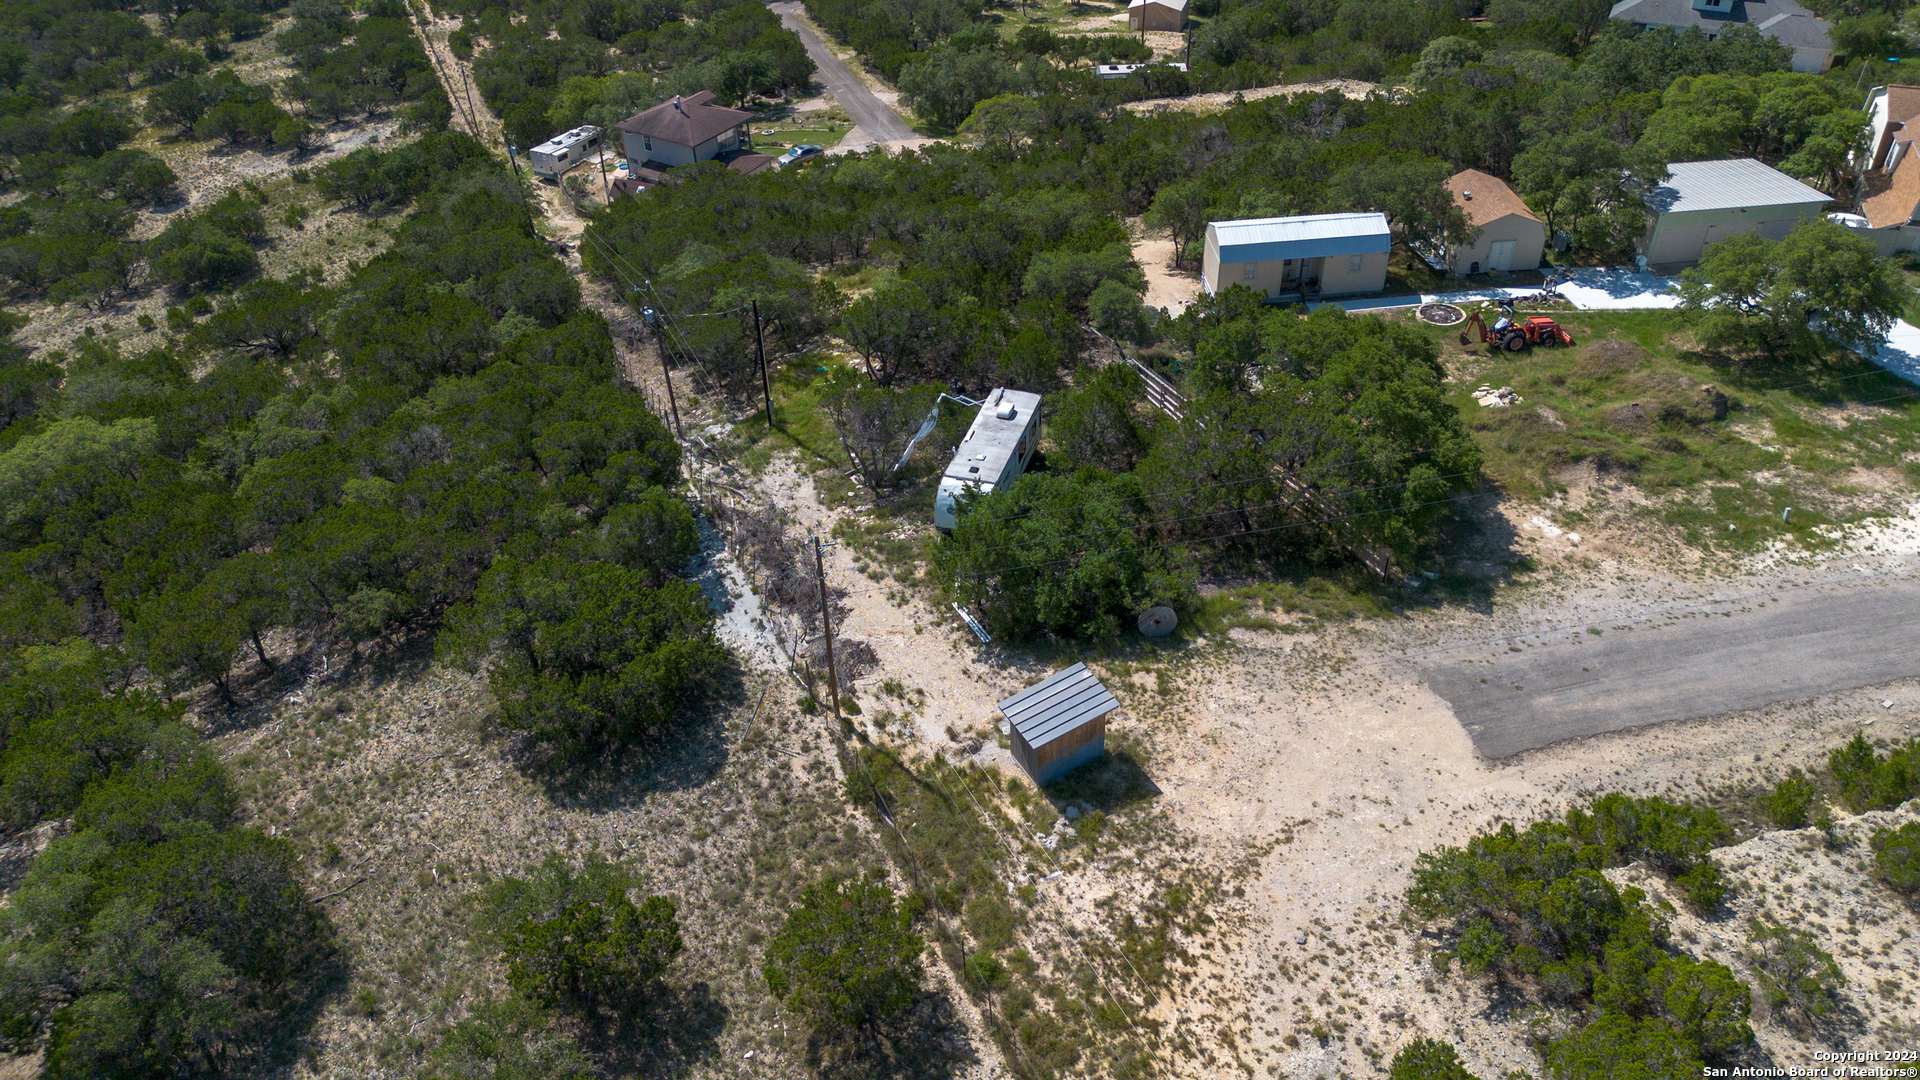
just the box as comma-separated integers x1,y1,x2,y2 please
235,922,351,1077
804,990,977,1080
579,980,729,1076
1403,477,1527,615
198,625,438,737
504,657,750,810
1044,737,1161,815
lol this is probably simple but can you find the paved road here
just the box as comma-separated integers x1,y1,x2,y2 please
768,1,916,143
1422,576,1920,758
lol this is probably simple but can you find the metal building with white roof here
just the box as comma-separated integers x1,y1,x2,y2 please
1202,212,1392,301
1640,159,1831,267
998,663,1119,784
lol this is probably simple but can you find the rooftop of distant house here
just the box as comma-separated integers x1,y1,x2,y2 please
615,91,754,147
1607,0,1832,51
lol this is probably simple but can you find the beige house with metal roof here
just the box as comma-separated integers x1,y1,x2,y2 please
1639,159,1831,267
1444,169,1545,275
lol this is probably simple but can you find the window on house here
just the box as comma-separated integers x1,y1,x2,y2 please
644,135,653,151
1348,254,1363,272
1243,264,1257,280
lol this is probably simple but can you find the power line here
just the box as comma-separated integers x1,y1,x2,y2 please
953,484,1497,581
942,464,1482,562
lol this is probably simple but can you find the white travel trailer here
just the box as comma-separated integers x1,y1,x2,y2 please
527,126,602,179
934,389,1043,533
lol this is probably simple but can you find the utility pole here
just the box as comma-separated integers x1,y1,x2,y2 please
811,536,841,724
644,306,683,438
752,299,774,430
596,136,611,205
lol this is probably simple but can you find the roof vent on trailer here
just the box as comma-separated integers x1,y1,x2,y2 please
995,402,1017,420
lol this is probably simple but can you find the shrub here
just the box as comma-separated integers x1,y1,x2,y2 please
442,556,725,751
423,994,594,1080
476,855,680,1014
1829,735,1920,813
1389,1037,1482,1080
1546,1013,1703,1079
1763,768,1817,828
1745,920,1845,1025
934,470,1192,640
1871,821,1920,895
502,892,683,1012
764,873,924,1036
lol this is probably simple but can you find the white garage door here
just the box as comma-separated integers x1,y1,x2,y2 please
1488,240,1516,272
1651,224,1710,265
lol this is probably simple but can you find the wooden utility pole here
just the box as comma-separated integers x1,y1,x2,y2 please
753,299,774,429
811,536,841,722
596,136,611,204
645,308,683,438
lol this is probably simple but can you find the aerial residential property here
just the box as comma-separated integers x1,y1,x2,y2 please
614,91,755,169
10,0,1920,1073
1638,158,1831,266
1608,0,1835,72
1201,212,1392,300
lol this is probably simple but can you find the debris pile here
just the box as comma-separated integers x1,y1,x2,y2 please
1474,384,1521,407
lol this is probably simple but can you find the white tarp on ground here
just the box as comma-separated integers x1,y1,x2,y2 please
1302,268,1920,389
1310,268,1683,314
1871,319,1920,386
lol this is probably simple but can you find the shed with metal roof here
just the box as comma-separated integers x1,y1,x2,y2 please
997,663,1119,784
1202,212,1391,301
1640,159,1831,267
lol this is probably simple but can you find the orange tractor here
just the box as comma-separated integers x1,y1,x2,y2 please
1459,301,1573,351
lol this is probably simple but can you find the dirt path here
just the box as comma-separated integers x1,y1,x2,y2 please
405,9,500,147
1122,78,1381,115
1131,229,1201,314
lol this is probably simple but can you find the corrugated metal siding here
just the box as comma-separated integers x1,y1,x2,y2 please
998,663,1119,751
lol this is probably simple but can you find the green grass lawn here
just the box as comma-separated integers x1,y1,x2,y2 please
1407,308,1920,552
748,122,851,152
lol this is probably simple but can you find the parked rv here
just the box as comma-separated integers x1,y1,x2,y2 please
528,126,602,179
934,389,1043,532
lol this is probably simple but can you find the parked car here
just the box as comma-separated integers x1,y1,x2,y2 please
777,144,824,167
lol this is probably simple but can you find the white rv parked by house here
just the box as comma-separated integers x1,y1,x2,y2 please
934,389,1043,532
527,126,602,179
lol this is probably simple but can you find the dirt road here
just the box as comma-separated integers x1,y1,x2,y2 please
768,1,916,143
1423,562,1920,757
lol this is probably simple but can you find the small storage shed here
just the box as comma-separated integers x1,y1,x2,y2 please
527,126,601,179
1201,212,1391,300
1640,159,1831,268
1445,169,1545,275
999,663,1119,785
1128,0,1188,30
